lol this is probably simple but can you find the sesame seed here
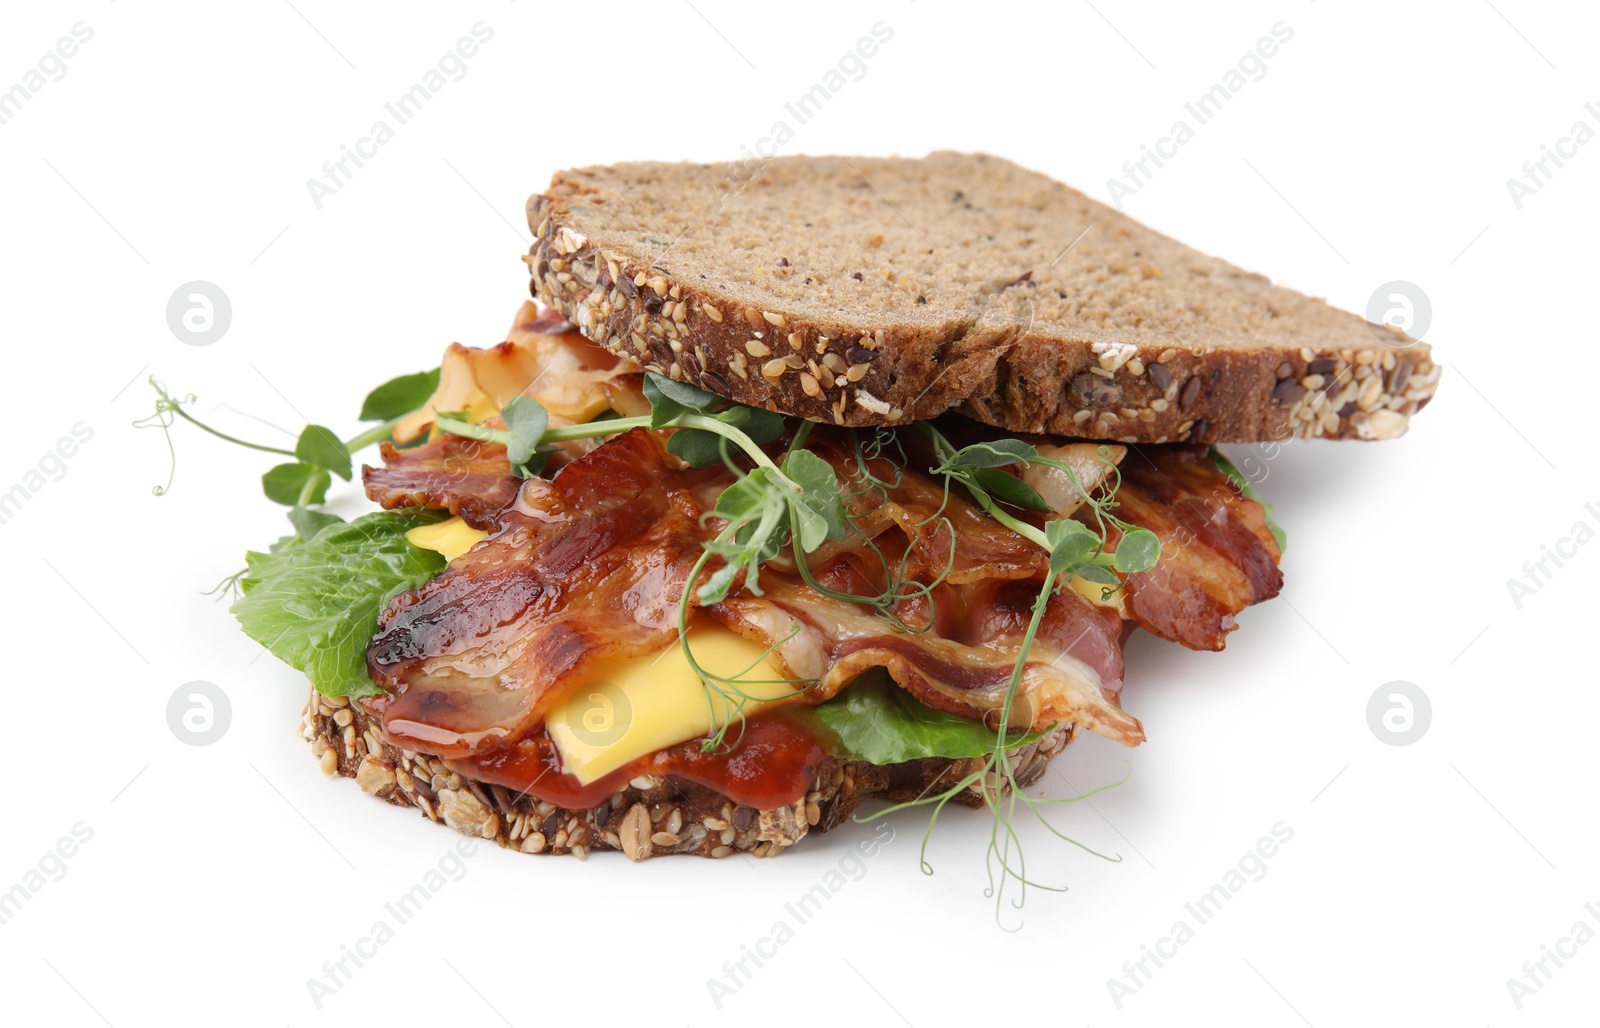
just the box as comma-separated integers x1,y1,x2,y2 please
762,358,788,380
855,390,891,415
743,308,764,328
762,311,785,327
745,340,771,357
800,373,821,397
846,363,868,382
704,305,723,323
649,277,668,298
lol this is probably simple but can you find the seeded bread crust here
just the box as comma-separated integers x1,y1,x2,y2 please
525,152,1439,444
304,688,1073,860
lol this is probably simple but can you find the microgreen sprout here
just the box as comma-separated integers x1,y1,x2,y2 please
137,371,436,547
847,422,1165,926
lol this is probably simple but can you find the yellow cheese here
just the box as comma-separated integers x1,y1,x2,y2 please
1070,574,1128,617
406,517,489,561
546,625,802,784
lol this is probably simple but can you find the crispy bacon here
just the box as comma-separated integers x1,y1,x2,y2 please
364,430,716,757
1113,446,1284,651
362,303,650,528
713,575,1139,745
364,427,1151,761
359,318,1286,776
362,433,519,531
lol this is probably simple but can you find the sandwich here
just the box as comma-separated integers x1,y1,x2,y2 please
164,152,1436,897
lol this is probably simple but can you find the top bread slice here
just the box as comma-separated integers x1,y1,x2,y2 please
525,152,1438,444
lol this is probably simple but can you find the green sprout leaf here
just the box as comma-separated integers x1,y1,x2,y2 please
1044,518,1100,576
971,467,1049,512
295,425,352,481
666,428,731,468
1111,527,1161,573
644,373,721,428
359,368,440,421
501,395,549,471
262,462,330,506
953,439,1039,469
232,510,446,698
1074,563,1120,586
717,404,786,445
696,469,789,602
782,448,848,552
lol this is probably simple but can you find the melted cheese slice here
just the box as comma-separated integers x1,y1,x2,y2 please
407,517,489,561
546,625,803,784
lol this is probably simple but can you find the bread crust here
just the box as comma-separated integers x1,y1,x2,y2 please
525,154,1439,444
305,688,1074,860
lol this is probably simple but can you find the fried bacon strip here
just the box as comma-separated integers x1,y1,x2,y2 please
364,428,1148,760
1112,446,1284,651
363,302,650,528
363,433,519,532
364,430,717,757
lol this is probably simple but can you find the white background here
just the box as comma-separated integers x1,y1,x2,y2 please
2,1,1596,1025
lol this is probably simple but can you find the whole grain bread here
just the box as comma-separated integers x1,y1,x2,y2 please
526,152,1439,444
305,687,1073,860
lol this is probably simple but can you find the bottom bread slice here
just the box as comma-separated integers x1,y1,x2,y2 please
302,688,1075,860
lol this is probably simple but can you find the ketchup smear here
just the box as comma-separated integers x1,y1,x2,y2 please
446,712,823,811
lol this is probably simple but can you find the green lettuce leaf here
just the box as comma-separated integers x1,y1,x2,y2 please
794,674,1045,765
232,510,447,697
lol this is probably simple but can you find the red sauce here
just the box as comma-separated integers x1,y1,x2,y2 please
444,711,823,811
